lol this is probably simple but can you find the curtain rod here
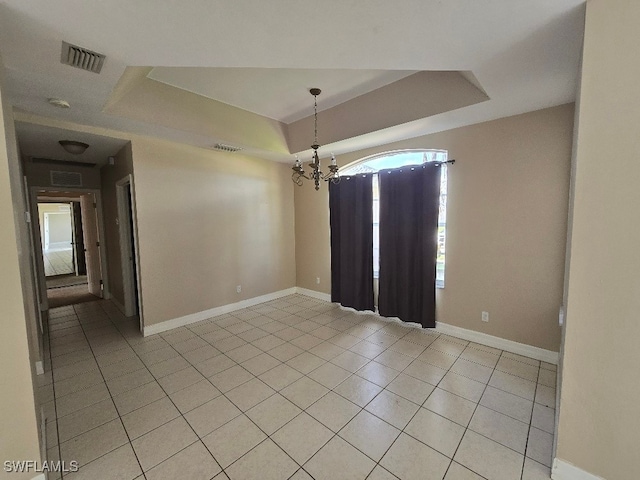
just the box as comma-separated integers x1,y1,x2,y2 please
433,159,456,166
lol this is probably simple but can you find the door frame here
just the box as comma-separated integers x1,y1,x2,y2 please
30,186,111,311
116,174,143,330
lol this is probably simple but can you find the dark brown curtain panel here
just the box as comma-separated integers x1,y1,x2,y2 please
378,164,441,327
329,174,375,312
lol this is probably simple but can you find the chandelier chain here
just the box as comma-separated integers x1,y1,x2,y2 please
314,94,318,147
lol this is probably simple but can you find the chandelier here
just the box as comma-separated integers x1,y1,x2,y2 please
291,88,340,190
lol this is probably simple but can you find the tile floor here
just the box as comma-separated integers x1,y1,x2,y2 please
39,294,557,480
44,248,74,276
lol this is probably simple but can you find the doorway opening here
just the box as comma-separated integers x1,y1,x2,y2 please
32,189,109,309
116,175,142,326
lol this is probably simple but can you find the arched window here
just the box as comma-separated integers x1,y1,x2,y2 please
340,150,448,287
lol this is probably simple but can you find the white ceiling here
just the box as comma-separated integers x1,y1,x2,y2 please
16,122,129,166
148,68,417,123
0,0,586,163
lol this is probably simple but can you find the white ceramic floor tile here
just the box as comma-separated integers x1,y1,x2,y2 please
280,376,329,409
339,410,401,461
334,374,383,407
479,385,534,423
131,417,198,471
168,379,221,413
380,432,450,480
522,457,552,480
184,395,241,437
365,390,420,429
225,439,298,480
304,436,376,480
272,412,334,464
145,441,221,480
454,430,524,480
63,443,141,480
444,462,485,480
258,363,304,391
202,414,267,468
45,296,557,480
468,405,529,454
60,418,129,467
225,377,276,411
307,391,361,432
527,427,553,467
423,388,477,427
531,402,555,434
121,396,180,440
405,407,465,458
246,394,302,435
385,373,435,405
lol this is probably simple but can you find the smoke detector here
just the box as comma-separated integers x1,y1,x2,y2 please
48,98,70,109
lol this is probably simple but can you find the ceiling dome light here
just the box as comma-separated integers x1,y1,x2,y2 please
48,98,70,108
59,140,89,155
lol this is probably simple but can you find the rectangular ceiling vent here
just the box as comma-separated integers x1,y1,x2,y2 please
50,171,83,188
212,143,242,153
60,41,106,74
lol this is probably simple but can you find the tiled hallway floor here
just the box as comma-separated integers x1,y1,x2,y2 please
39,294,556,480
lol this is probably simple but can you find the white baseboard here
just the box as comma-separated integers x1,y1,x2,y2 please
35,361,44,375
435,321,559,364
552,458,604,480
143,287,297,336
295,287,332,302
46,242,71,250
142,285,558,365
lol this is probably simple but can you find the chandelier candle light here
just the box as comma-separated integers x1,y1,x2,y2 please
291,88,340,190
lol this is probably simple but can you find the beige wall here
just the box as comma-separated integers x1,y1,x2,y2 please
132,137,296,326
296,104,574,352
10,113,298,331
0,59,42,478
555,1,640,478
38,203,72,247
100,143,134,306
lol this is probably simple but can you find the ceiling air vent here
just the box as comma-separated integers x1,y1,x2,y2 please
50,171,83,188
212,143,242,153
60,41,106,74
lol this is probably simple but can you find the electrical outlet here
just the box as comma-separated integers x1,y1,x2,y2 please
236,285,242,294
481,311,489,322
316,277,320,285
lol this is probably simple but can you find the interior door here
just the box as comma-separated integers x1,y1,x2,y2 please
71,201,86,275
80,193,103,297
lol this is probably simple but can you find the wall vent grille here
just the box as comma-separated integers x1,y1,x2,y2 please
60,41,106,74
50,171,83,188
212,143,242,153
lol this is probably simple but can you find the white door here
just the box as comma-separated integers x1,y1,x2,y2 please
80,194,103,297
